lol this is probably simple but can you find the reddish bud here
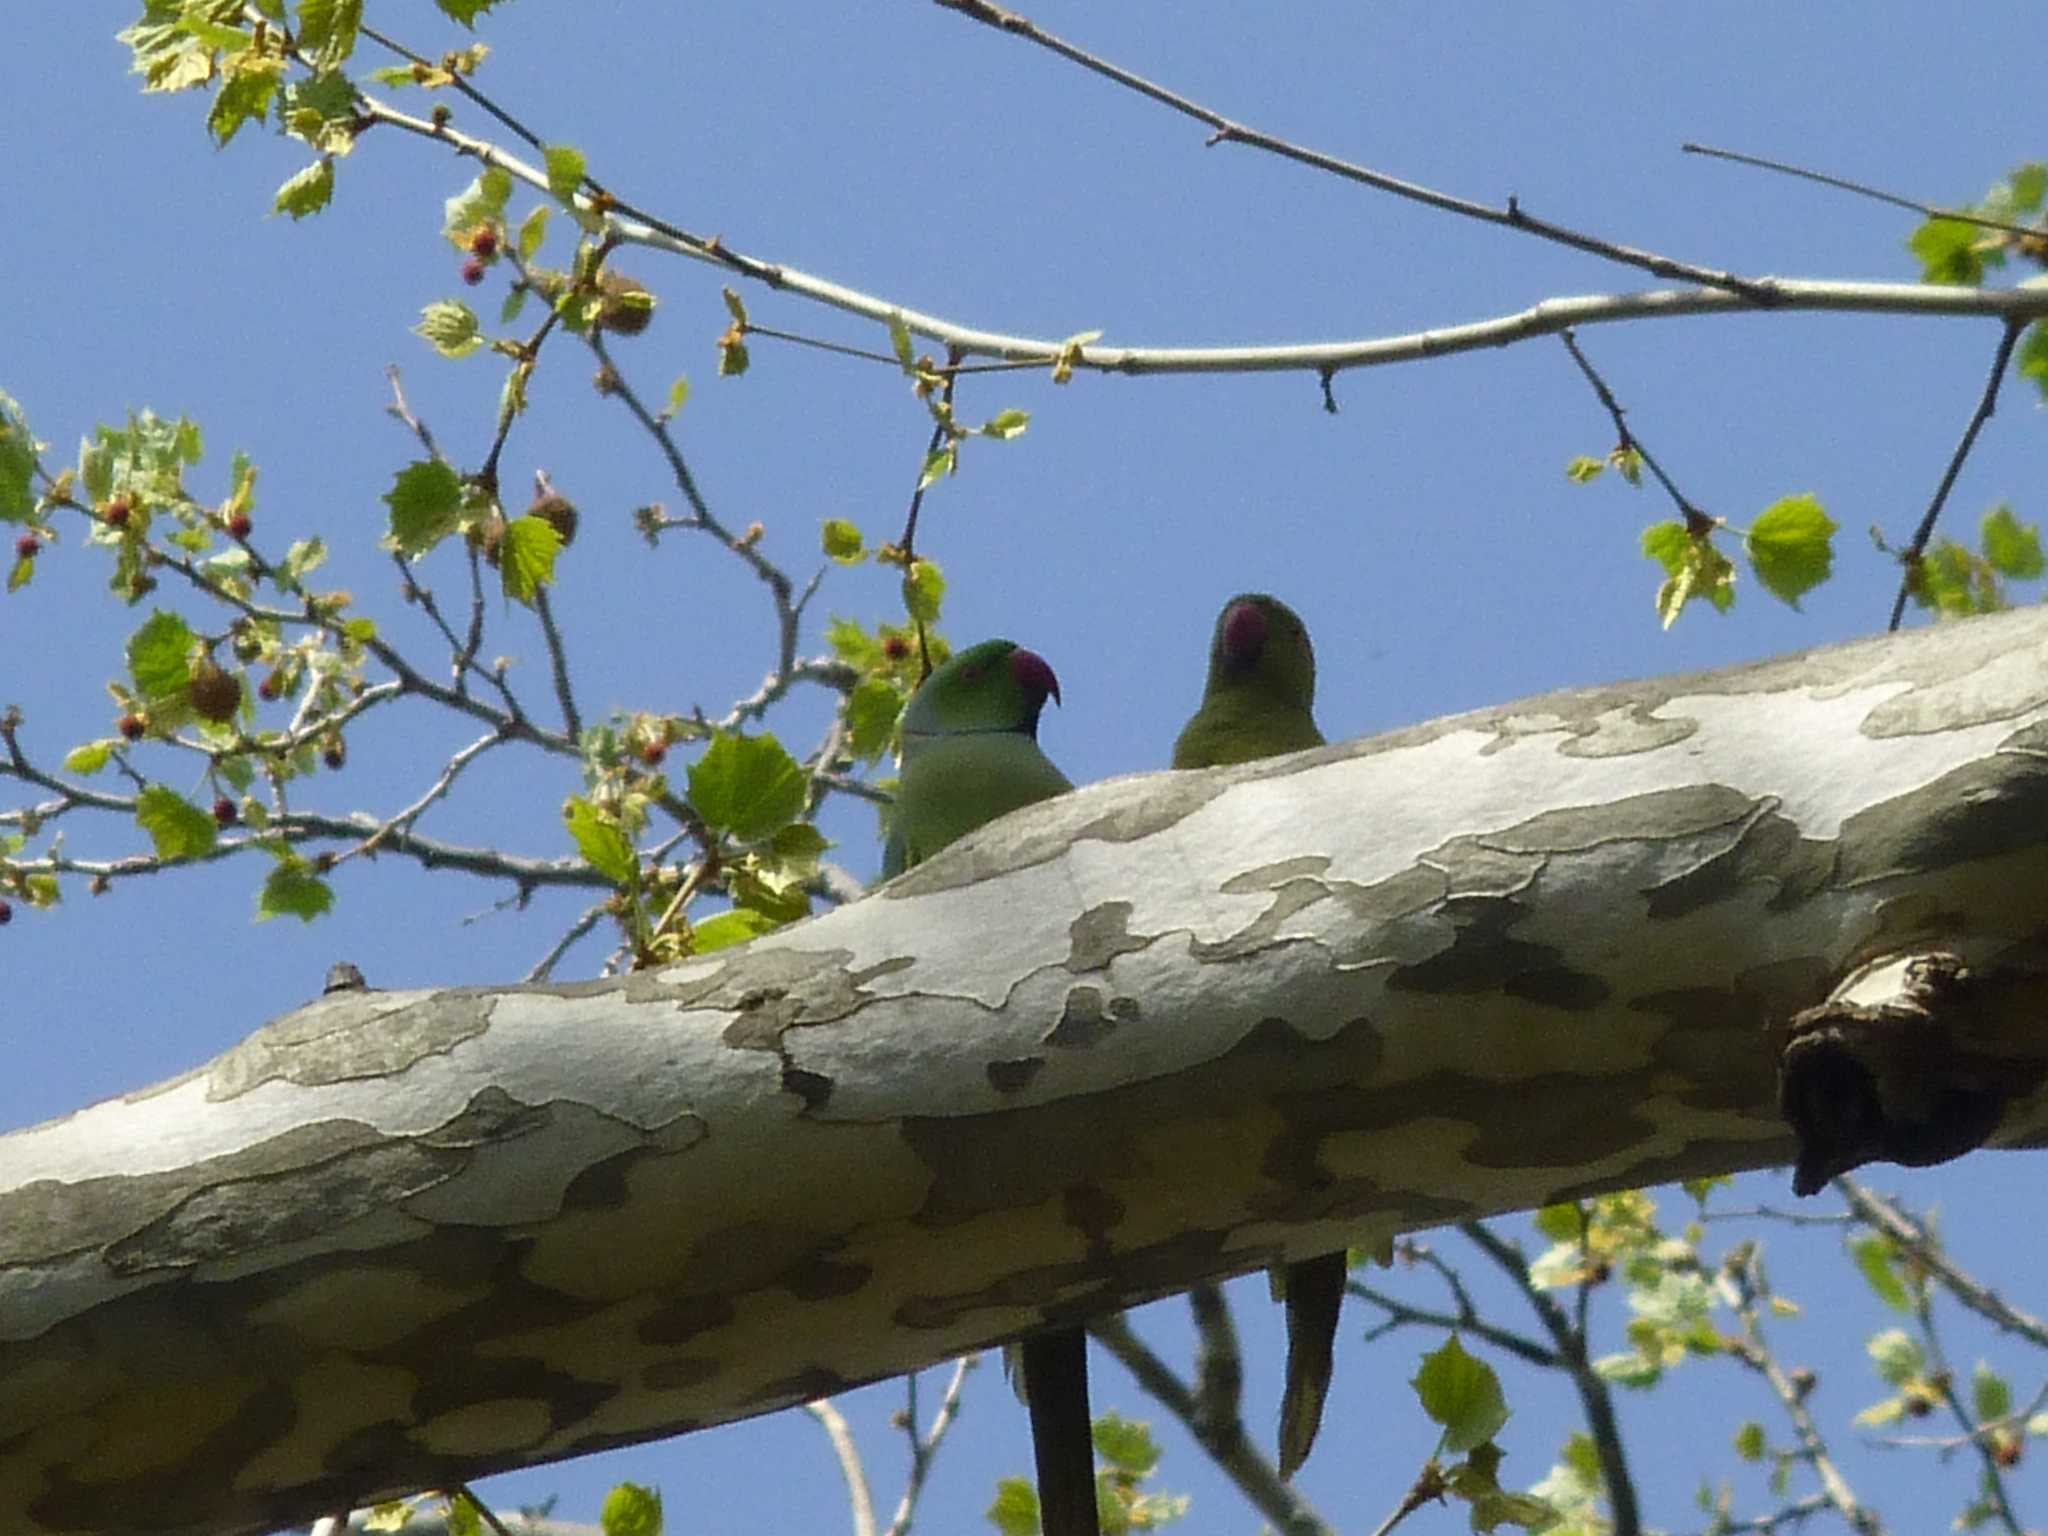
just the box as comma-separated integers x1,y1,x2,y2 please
226,511,253,541
117,712,146,741
639,742,666,767
14,535,38,561
104,496,132,528
461,257,486,286
89,874,110,896
257,673,282,702
213,796,238,827
0,899,11,925
881,634,911,661
469,225,499,258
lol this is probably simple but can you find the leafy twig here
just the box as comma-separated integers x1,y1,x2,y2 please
1561,329,1707,523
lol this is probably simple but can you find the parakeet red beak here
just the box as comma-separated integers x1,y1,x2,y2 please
1011,646,1061,707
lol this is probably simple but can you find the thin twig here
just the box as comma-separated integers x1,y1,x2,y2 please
882,1358,976,1536
1560,330,1706,521
1838,1178,2048,1348
1912,1294,2026,1535
525,902,608,983
532,585,582,740
1886,320,2026,630
1460,1222,1641,1536
1682,145,2048,240
931,0,1772,300
806,1398,878,1536
1088,1313,1336,1536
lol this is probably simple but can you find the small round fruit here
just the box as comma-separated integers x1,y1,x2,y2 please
15,535,38,561
0,899,11,925
104,496,132,528
226,511,253,541
469,225,499,258
213,796,238,827
639,742,666,767
527,492,578,547
117,712,146,741
257,672,283,702
323,738,346,770
881,634,911,662
461,257,486,286
596,271,655,335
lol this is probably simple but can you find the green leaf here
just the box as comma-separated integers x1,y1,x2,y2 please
1565,455,1605,484
280,69,357,154
136,785,218,861
692,908,780,953
1745,493,1836,608
544,143,587,203
1974,1362,2013,1424
444,168,514,244
1733,1421,1765,1461
2017,322,2048,405
415,301,484,359
498,514,563,605
274,158,335,220
845,677,904,762
564,797,639,886
127,610,196,705
1867,1328,1924,1386
917,445,956,491
383,460,464,557
6,553,31,593
517,202,549,260
901,558,945,624
64,740,116,776
1908,217,1983,286
985,1478,1038,1536
2006,163,2048,214
295,0,362,67
1641,521,1690,575
660,375,691,421
887,311,915,370
434,0,505,23
1913,540,1993,617
722,287,749,327
0,394,38,520
206,61,281,147
688,733,807,843
598,1480,663,1536
821,518,865,563
1413,1335,1510,1454
258,853,334,922
281,536,328,585
1981,504,2044,579
719,337,750,378
978,408,1029,441
1848,1236,1910,1313
1092,1413,1160,1475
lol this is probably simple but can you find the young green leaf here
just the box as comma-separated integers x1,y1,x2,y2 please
563,798,638,886
598,1480,663,1536
517,202,550,260
443,168,513,244
1565,455,1605,484
258,852,335,922
901,558,945,624
2017,321,2048,405
985,1478,1039,1536
207,62,281,147
1973,1362,2013,1424
383,460,465,557
498,514,563,605
543,143,587,204
917,445,955,490
274,158,335,220
845,676,904,762
1413,1335,1510,1454
1848,1236,1911,1313
1907,218,1984,286
1980,504,2044,579
136,785,218,861
691,908,780,953
1092,1413,1161,1475
688,733,807,843
888,312,915,371
127,610,197,705
415,301,484,359
434,0,505,23
979,408,1029,441
64,741,116,777
722,287,750,327
660,375,691,421
0,394,37,521
821,519,865,563
1745,492,1836,608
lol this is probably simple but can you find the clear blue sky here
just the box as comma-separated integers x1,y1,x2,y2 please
4,4,2045,1532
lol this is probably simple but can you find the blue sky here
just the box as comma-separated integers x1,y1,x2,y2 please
5,3,2046,1531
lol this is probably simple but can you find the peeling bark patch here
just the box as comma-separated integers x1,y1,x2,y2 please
778,1254,872,1301
780,1066,833,1112
1484,785,1760,854
1503,967,1610,1011
643,1356,719,1391
1066,902,1151,973
1385,897,1566,997
208,993,495,1099
639,1294,737,1347
1046,987,1138,1049
1192,879,1332,960
417,1087,551,1150
748,1367,855,1410
664,947,868,1039
105,1137,466,1275
1222,857,1332,894
1837,753,2048,888
987,1058,1045,1094
1643,803,1834,920
0,1119,389,1268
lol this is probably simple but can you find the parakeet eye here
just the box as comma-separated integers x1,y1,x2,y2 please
1011,646,1061,706
1222,600,1269,661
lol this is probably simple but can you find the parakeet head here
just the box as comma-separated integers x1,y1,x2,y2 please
1206,593,1315,710
900,638,1062,742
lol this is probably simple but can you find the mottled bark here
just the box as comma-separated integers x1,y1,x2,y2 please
6,607,2048,1536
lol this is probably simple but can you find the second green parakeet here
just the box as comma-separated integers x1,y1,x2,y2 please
1172,594,1344,1482
882,638,1097,1536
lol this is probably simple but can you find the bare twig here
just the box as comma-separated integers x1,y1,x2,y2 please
1911,1294,2026,1535
1682,144,2048,240
525,902,608,983
1088,1313,1336,1536
882,1359,976,1536
1460,1222,1641,1536
1560,330,1708,522
1886,320,2026,630
1186,1282,1245,1442
930,0,1772,300
806,1398,878,1536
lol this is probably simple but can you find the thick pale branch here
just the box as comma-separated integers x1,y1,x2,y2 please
5,608,2048,1535
357,99,2048,378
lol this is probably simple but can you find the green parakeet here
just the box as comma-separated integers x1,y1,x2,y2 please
1172,594,1343,1482
882,638,1097,1536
